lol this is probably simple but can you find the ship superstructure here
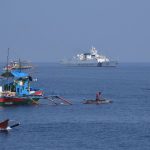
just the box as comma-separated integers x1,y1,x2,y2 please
61,47,117,67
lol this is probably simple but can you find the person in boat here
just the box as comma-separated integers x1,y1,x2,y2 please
96,92,101,102
0,119,20,131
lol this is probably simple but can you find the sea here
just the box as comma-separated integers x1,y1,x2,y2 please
0,63,150,150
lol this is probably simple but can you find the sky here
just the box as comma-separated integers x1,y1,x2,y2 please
0,0,150,62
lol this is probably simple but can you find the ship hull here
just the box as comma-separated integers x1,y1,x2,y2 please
61,46,118,67
97,61,118,67
0,97,39,106
61,60,117,67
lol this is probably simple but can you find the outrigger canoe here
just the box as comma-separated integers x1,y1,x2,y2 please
83,99,112,104
0,70,43,106
83,92,112,104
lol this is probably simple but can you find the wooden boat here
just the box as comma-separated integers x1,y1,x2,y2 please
0,119,20,131
0,70,43,106
0,96,40,106
83,99,112,104
0,70,70,106
0,49,73,106
3,60,32,71
82,92,112,104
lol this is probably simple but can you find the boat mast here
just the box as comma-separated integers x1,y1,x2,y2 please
19,58,21,72
6,48,9,72
6,48,10,90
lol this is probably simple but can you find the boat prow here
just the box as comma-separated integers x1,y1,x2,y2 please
0,119,20,131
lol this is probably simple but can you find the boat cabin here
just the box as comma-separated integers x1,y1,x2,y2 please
1,71,32,97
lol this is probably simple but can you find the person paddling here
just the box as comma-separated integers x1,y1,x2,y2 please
96,92,101,102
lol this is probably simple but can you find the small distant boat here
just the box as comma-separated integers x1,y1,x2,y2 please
3,60,33,71
61,47,118,67
0,119,20,131
83,99,112,104
82,92,112,104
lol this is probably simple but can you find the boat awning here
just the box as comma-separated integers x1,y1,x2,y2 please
1,71,30,79
11,71,29,78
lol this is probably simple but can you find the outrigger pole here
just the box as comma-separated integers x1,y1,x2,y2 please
12,94,72,106
42,96,72,105
10,123,20,129
43,96,59,105
57,96,72,105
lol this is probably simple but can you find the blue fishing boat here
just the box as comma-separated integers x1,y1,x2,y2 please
0,70,43,106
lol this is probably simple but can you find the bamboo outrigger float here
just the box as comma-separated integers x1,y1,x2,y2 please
43,95,72,105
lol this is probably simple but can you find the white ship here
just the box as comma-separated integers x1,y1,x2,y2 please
61,47,117,67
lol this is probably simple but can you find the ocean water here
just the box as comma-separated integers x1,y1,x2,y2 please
0,63,150,150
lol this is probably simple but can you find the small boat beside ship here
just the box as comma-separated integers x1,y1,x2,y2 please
61,47,117,67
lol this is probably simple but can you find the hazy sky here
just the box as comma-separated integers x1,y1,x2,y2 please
0,0,150,62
